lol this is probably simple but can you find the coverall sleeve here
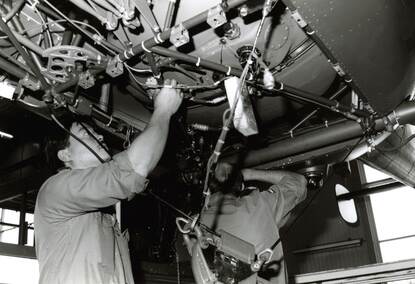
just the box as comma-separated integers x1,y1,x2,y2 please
264,174,307,227
38,151,148,219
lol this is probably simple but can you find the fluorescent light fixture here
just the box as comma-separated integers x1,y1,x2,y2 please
0,130,13,139
0,81,16,100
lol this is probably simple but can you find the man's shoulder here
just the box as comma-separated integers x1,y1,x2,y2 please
38,169,72,195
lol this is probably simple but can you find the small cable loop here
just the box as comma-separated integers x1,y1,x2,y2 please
176,217,191,234
226,66,231,76
106,116,113,127
141,41,152,53
156,33,164,43
217,139,225,145
123,50,131,59
195,57,201,67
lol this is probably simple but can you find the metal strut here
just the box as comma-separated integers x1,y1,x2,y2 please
116,0,250,62
281,0,368,106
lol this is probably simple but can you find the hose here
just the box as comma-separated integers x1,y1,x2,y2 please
2,0,25,23
0,16,49,89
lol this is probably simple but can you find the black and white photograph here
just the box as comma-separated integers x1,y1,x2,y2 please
0,0,414,283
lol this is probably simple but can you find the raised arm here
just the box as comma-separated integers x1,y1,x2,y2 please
241,168,306,186
242,168,307,226
127,79,182,177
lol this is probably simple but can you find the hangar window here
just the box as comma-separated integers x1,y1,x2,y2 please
335,184,358,224
363,165,415,263
0,209,34,246
0,209,38,284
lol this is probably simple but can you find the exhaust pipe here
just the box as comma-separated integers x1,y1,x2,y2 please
238,101,415,168
361,124,415,188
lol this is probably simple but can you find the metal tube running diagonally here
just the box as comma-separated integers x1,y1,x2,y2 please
118,0,249,62
151,46,243,77
152,46,366,117
0,17,48,89
0,56,37,81
238,101,415,167
281,0,364,102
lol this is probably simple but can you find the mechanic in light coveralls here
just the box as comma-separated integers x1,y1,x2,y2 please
201,162,307,283
34,80,182,284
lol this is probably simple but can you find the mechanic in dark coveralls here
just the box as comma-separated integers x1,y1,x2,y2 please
34,80,182,284
200,162,307,283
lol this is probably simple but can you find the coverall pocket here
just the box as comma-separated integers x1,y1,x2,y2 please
98,215,116,280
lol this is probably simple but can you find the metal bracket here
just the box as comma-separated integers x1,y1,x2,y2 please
169,23,190,47
106,56,124,77
332,63,346,77
383,110,400,131
291,10,307,28
78,71,95,89
43,45,101,83
207,5,227,28
19,74,40,91
105,11,118,31
134,0,160,33
251,248,273,272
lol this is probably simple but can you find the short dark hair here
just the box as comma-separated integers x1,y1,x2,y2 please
209,171,244,195
43,114,94,171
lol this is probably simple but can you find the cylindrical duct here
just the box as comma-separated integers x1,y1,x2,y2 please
361,124,415,188
236,101,415,168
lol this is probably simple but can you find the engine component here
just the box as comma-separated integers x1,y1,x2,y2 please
206,5,227,28
237,45,261,71
20,74,41,91
78,71,96,89
106,56,124,77
232,101,415,168
223,21,241,40
42,46,103,83
169,23,190,47
133,0,161,33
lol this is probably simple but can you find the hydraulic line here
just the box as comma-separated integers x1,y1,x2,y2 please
145,52,162,83
87,0,122,18
282,85,368,118
256,82,369,118
1,0,25,23
235,101,415,167
0,48,34,76
201,0,273,207
0,17,48,89
288,84,349,133
10,10,50,83
0,55,37,81
281,0,366,103
61,29,74,45
117,0,249,62
163,0,177,30
37,1,122,55
1,28,44,55
151,45,366,120
151,46,243,77
67,0,108,25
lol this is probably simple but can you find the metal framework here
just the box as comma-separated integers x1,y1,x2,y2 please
294,258,415,284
